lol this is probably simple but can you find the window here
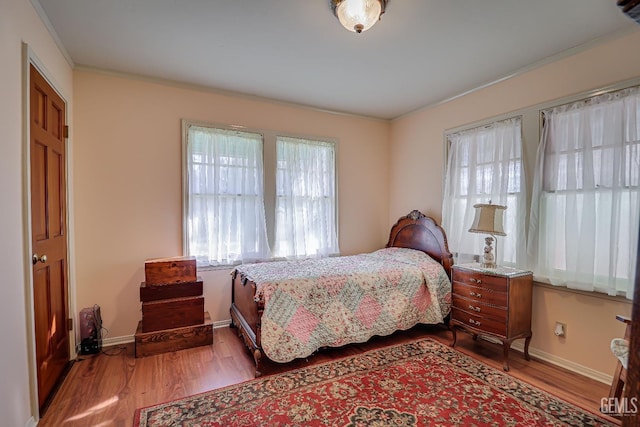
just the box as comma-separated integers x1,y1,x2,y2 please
183,122,338,266
184,125,270,266
442,117,527,268
275,137,339,259
528,87,640,298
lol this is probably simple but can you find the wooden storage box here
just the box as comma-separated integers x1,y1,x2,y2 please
140,280,203,302
141,296,204,332
135,312,213,358
144,256,197,285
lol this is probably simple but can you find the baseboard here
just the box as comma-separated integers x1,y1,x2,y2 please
212,318,232,329
102,334,134,347
25,416,37,427
509,341,613,385
100,319,232,348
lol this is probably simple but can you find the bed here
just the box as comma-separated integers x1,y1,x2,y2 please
230,210,454,376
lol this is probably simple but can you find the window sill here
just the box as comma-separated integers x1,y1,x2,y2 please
195,253,343,272
532,279,633,303
196,264,237,272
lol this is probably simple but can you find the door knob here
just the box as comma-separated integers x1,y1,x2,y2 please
32,254,47,264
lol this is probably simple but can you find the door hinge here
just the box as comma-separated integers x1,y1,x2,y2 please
67,318,73,331
64,125,69,138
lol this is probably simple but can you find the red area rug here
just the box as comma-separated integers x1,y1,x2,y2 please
134,338,613,426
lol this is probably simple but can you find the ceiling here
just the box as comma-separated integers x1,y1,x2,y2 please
36,0,637,119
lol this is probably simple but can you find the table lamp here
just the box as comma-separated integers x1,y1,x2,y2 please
468,202,506,269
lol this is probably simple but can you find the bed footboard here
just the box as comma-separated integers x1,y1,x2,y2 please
230,271,266,376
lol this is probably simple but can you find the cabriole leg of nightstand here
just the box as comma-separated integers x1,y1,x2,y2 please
450,325,458,347
502,341,511,371
524,335,532,361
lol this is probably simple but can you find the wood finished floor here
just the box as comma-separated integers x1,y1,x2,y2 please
38,325,618,426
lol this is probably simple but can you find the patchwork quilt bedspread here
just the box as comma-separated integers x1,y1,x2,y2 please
234,247,451,363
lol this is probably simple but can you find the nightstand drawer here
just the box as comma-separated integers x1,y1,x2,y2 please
452,307,507,336
452,269,508,293
452,282,508,307
452,294,509,316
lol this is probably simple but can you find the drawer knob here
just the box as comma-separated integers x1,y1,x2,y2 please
468,305,481,312
470,291,482,298
469,318,481,326
469,278,482,284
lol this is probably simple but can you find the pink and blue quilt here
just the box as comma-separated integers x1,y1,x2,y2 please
234,247,451,363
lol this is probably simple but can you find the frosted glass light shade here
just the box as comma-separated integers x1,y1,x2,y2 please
333,0,385,33
469,203,506,236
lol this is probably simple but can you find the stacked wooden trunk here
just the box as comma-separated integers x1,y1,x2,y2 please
134,256,213,357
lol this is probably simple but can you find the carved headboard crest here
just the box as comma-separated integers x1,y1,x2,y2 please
387,210,454,278
408,209,424,221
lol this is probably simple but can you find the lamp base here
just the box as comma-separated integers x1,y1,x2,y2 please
480,261,497,269
480,236,497,269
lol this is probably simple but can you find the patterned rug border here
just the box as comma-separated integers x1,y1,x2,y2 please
134,338,614,426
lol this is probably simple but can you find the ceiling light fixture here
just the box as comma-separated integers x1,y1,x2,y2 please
331,0,387,33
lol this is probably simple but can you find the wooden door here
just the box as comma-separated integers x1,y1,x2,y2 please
29,64,70,412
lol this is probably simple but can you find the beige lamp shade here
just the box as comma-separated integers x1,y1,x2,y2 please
469,203,507,236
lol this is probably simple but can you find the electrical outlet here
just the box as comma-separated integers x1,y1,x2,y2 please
554,321,566,337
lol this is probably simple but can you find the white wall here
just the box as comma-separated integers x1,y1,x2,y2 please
0,0,73,425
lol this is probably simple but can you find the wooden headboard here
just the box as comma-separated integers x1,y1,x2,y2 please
386,210,454,278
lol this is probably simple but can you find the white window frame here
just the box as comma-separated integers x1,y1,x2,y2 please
528,87,640,298
182,122,270,266
181,120,339,268
443,116,527,268
274,136,339,259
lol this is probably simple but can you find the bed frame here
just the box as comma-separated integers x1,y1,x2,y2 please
229,210,453,376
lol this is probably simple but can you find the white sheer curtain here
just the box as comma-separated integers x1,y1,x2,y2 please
528,87,640,299
186,126,270,266
442,117,527,267
274,136,339,259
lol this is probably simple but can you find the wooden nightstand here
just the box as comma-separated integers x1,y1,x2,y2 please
450,263,533,371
